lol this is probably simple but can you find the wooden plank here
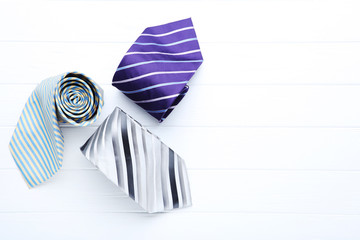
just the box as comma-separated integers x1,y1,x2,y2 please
2,126,360,171
1,42,360,85
0,212,359,240
3,84,360,127
1,1,360,42
1,169,360,214
2,0,360,239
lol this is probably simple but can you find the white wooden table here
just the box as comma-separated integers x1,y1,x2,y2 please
1,0,360,239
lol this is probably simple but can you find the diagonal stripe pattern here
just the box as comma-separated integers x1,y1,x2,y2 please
112,18,203,122
80,107,192,213
9,72,104,188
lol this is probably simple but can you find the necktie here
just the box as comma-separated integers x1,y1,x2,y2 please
9,72,103,188
80,107,192,213
112,18,203,122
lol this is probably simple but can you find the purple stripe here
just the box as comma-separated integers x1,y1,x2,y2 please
113,72,194,91
127,40,200,53
160,88,188,120
137,97,178,111
148,110,173,121
160,109,174,120
112,18,202,122
120,52,203,65
146,86,189,120
126,83,187,99
115,84,188,102
114,62,201,82
171,86,189,106
142,18,193,35
136,29,196,44
148,111,165,120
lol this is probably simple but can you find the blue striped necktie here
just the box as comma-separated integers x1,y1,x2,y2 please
9,72,103,188
112,18,203,122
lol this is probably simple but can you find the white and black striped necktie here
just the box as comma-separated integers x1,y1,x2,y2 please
80,107,191,213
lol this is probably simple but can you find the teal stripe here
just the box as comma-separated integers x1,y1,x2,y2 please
9,142,35,187
11,131,42,183
32,93,61,153
9,72,103,187
36,83,58,148
28,94,60,170
22,104,58,173
16,118,52,177
14,130,48,182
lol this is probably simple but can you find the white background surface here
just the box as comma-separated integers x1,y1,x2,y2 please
1,0,360,239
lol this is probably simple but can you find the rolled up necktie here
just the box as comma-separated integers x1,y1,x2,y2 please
112,18,203,122
9,72,103,188
80,107,192,213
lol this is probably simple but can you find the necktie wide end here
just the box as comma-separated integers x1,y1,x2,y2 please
112,18,203,122
80,107,192,213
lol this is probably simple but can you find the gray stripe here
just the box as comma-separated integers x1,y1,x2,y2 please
178,157,191,207
160,143,171,209
174,154,183,208
110,110,123,188
80,107,192,213
141,127,155,212
120,111,135,199
130,119,141,203
169,149,179,208
90,118,105,165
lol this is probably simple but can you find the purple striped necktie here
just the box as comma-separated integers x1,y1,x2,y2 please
112,18,203,122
